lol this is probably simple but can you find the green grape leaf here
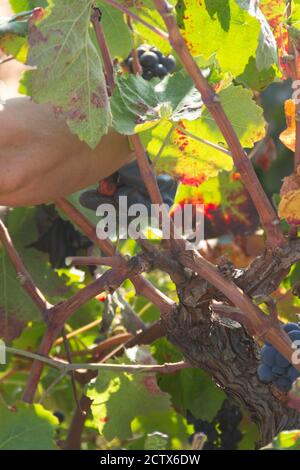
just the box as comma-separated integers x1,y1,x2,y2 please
27,0,111,148
0,207,68,341
174,171,259,238
95,1,132,58
9,1,48,13
236,0,278,71
158,367,225,421
143,84,265,183
0,403,57,450
111,71,202,135
175,0,260,77
236,57,277,92
87,349,172,441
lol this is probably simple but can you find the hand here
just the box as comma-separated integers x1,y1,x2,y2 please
0,97,135,207
79,160,177,214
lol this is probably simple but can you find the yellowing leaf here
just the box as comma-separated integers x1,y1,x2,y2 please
280,99,296,151
278,170,300,224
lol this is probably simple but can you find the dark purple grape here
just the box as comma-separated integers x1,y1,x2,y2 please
275,351,290,368
261,345,276,367
161,55,176,72
271,365,286,376
257,364,274,383
53,411,65,424
283,322,300,333
154,63,168,78
140,51,159,67
150,46,163,59
287,365,300,382
137,45,149,57
142,69,154,81
274,376,293,393
288,330,300,345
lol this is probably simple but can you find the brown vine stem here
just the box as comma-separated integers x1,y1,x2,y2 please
153,0,285,248
91,9,178,248
23,259,145,403
56,198,174,314
66,255,123,268
91,7,115,94
102,0,169,40
179,250,299,371
0,219,50,316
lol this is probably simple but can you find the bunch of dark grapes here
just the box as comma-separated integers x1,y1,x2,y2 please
257,322,300,392
124,44,176,80
30,205,91,269
187,399,243,450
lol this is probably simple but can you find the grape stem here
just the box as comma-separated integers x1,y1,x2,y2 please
101,0,169,40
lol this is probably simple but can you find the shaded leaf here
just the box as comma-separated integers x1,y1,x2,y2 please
87,348,172,441
111,71,202,135
27,0,111,148
0,403,57,450
95,0,132,58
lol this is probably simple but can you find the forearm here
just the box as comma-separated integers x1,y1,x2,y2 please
0,98,134,206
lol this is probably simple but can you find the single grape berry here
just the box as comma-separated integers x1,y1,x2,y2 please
140,51,159,68
53,411,65,424
287,365,300,382
257,364,274,383
150,46,163,59
142,69,154,81
271,365,286,376
161,55,176,72
274,376,293,393
155,63,168,78
275,351,290,368
261,345,276,367
283,322,300,333
137,45,148,57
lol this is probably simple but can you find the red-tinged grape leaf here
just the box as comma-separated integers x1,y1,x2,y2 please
280,99,296,151
175,0,260,77
143,84,265,184
26,0,111,149
173,171,259,239
268,428,300,450
259,0,288,77
278,170,300,225
87,347,172,441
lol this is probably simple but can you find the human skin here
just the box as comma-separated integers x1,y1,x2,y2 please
0,97,134,206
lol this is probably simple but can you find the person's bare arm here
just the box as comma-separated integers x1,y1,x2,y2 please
0,97,135,207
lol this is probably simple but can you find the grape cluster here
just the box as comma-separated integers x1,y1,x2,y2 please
257,322,300,393
125,44,176,80
31,205,91,269
187,399,242,450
